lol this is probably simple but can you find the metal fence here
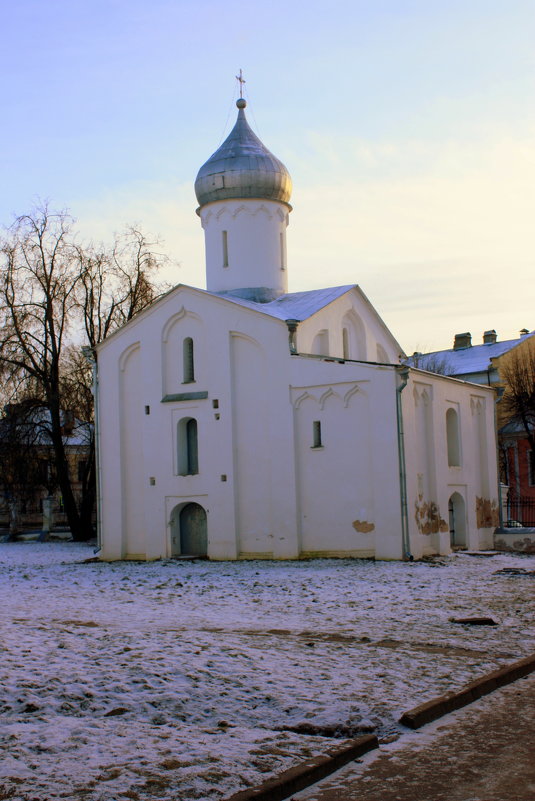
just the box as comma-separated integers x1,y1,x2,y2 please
505,496,535,527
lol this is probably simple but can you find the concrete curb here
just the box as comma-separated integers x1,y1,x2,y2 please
224,654,535,801
399,652,535,729
224,733,378,801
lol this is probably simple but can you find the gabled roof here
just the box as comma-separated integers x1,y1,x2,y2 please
409,332,535,376
96,281,405,359
212,285,355,321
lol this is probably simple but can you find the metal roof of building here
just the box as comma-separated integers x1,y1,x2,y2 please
409,332,535,376
210,285,355,321
194,99,292,209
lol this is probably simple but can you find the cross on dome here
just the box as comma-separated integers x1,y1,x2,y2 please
236,69,246,98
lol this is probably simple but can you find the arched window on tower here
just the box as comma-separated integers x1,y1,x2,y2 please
183,338,195,384
222,230,229,267
177,417,199,475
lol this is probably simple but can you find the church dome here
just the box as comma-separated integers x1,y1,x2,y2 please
195,99,292,209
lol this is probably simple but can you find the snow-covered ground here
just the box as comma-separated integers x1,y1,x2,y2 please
1,543,533,801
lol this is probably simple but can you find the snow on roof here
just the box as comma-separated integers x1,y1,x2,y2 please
410,332,535,376
209,285,355,321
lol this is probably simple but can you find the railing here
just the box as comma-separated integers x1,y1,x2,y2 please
505,496,535,527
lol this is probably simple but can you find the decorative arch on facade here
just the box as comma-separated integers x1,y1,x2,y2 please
376,343,389,363
311,329,329,356
229,330,265,352
161,307,201,343
200,209,213,228
162,308,203,395
341,310,366,360
413,383,432,407
471,395,489,496
343,384,364,408
293,391,318,410
470,396,484,416
319,388,343,409
119,341,141,373
232,203,272,220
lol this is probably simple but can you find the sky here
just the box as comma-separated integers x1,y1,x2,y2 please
1,0,534,353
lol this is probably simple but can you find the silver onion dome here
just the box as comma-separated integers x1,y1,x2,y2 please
195,99,292,209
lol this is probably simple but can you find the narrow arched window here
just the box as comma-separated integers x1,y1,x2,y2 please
183,337,194,383
342,328,350,359
446,408,461,467
222,230,229,267
177,417,199,475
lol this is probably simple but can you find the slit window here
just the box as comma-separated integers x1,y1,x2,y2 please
177,417,199,475
280,232,286,270
183,337,194,384
312,420,322,448
446,408,461,467
222,230,229,267
342,328,349,360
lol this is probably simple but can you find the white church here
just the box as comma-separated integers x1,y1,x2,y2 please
96,97,499,562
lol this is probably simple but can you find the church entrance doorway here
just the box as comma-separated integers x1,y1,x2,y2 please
448,492,466,549
170,502,207,557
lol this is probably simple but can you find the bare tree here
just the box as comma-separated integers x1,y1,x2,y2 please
0,206,169,540
76,226,166,347
407,351,453,376
500,343,535,454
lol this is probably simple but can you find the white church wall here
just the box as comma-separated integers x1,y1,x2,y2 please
289,358,404,559
292,385,375,557
230,332,273,557
295,289,401,364
200,199,290,297
97,285,305,561
403,370,498,558
98,96,505,565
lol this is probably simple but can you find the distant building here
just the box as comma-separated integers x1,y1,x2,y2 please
95,99,499,561
0,404,91,532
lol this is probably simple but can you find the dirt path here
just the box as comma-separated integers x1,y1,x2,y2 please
294,672,535,801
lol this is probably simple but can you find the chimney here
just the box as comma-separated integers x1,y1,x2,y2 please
453,332,472,350
520,328,529,337
483,329,497,345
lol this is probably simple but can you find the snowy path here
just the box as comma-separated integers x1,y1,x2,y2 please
1,543,533,800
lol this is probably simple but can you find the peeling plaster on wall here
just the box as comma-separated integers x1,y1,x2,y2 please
414,495,448,535
476,497,499,529
352,520,375,533
494,534,535,554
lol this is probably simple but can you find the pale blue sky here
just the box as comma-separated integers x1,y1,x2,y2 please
2,0,534,352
